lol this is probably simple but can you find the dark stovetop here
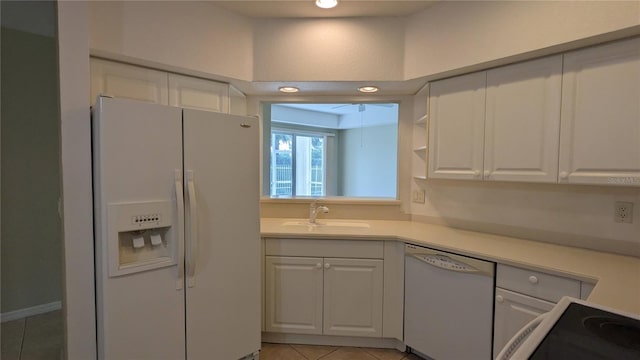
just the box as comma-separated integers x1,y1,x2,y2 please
531,303,640,360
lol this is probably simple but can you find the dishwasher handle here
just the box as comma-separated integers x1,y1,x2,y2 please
408,253,493,276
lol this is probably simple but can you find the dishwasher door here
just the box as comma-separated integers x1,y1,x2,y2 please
404,244,495,360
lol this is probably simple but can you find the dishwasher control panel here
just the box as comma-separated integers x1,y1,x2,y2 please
405,243,495,276
419,254,479,272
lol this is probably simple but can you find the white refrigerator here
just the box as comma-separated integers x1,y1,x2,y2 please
92,96,261,360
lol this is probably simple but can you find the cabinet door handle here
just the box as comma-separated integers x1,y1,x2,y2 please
473,170,481,178
559,172,568,180
325,263,331,269
529,275,539,284
484,170,490,178
496,295,504,303
316,263,322,269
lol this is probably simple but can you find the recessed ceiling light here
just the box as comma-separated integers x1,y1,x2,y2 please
358,86,379,93
279,86,300,93
315,0,338,9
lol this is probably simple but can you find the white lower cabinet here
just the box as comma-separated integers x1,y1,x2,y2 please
323,258,383,337
265,255,383,338
493,264,584,356
263,239,389,340
264,256,323,335
493,288,555,355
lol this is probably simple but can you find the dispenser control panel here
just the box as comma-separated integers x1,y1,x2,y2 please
109,201,172,232
106,200,175,277
132,213,162,226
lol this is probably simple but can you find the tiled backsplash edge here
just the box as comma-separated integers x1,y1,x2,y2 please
411,214,640,258
260,199,410,221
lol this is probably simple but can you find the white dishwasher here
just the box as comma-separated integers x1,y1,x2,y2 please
404,244,495,360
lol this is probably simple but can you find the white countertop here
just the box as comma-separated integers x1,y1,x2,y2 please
261,218,640,315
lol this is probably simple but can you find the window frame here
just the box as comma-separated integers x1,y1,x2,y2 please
270,126,329,198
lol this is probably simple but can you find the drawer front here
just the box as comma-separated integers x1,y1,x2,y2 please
496,264,581,303
493,288,555,355
264,238,384,259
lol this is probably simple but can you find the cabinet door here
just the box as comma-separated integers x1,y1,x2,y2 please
229,84,247,115
559,37,640,186
493,288,554,356
264,256,323,335
90,58,169,105
428,72,486,180
323,258,383,337
485,56,562,182
168,73,229,113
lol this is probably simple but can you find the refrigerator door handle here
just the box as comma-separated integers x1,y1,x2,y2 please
186,170,198,287
175,170,185,290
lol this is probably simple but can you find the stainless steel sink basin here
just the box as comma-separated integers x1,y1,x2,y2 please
282,220,370,229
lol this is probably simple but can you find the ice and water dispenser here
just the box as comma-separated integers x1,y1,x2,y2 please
106,200,176,277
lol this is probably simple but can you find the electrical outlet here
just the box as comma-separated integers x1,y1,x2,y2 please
412,190,426,204
614,201,633,223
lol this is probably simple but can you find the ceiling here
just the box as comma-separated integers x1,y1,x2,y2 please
211,1,438,19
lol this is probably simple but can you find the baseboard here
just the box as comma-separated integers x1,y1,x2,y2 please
1,301,62,322
262,332,406,352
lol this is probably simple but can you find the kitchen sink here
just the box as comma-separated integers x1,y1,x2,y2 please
282,220,370,229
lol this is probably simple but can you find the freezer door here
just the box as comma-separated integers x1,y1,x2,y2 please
182,109,261,359
93,97,186,360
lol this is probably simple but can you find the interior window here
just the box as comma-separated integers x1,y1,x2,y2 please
265,103,398,198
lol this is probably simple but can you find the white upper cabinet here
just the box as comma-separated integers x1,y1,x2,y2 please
229,84,247,116
90,58,169,105
428,72,486,180
90,58,236,114
427,38,639,186
559,37,640,186
484,56,562,182
168,73,229,113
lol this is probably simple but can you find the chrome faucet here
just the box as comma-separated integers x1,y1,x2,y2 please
309,200,329,224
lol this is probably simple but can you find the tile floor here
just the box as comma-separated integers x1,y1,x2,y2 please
1,310,63,360
3,315,422,360
260,343,423,360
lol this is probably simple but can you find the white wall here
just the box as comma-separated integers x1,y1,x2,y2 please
339,104,398,129
89,1,253,81
340,124,398,197
253,17,404,81
88,2,639,83
271,105,340,128
410,180,640,255
58,2,97,358
405,1,640,80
